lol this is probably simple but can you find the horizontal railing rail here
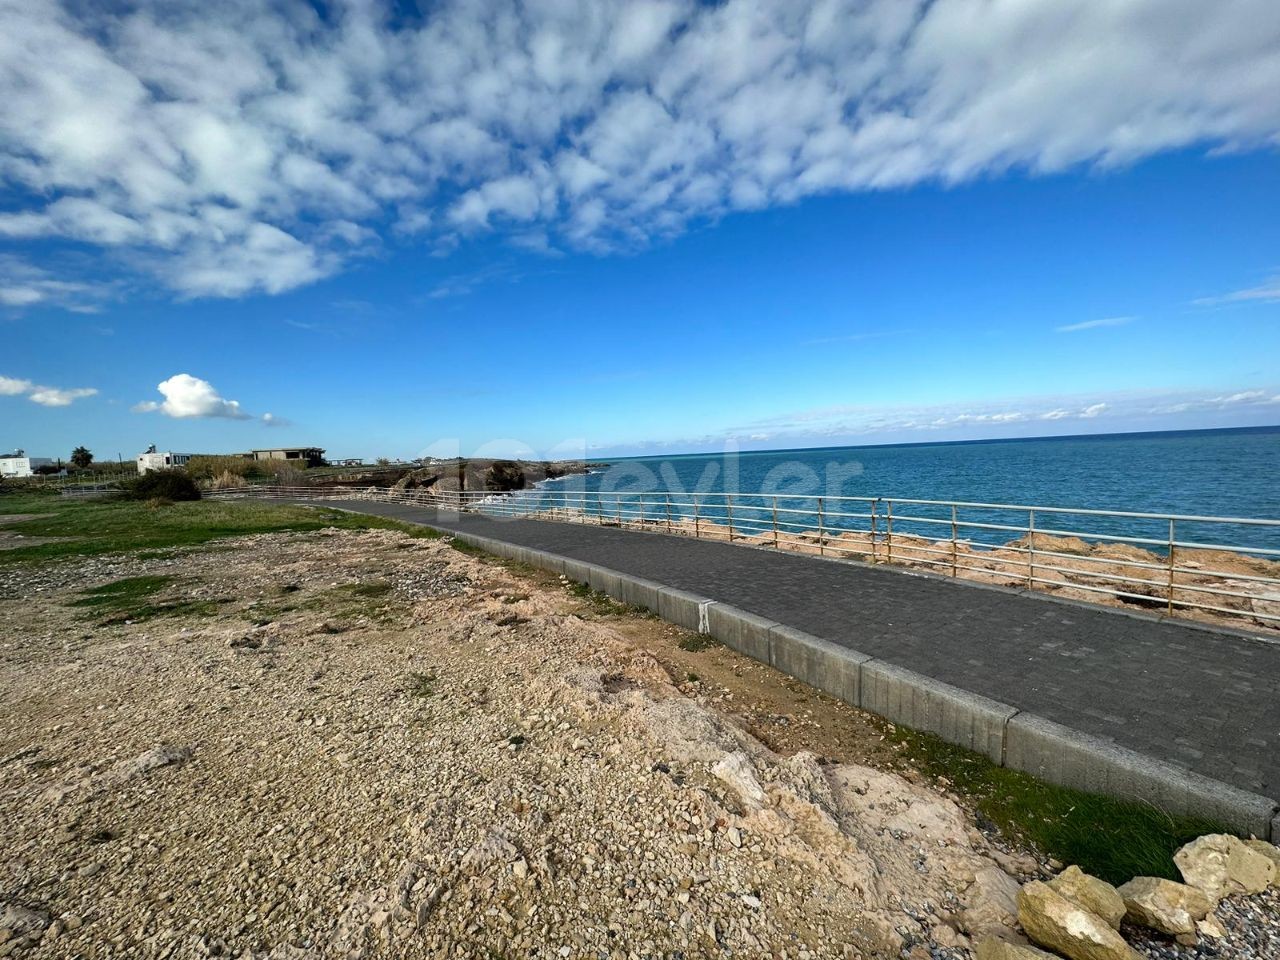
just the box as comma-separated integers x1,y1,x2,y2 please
205,484,1280,631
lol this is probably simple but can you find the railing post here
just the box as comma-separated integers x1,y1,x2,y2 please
726,494,734,542
693,495,701,538
886,500,893,563
1166,518,1176,615
616,495,622,526
1027,509,1036,588
951,504,958,577
665,494,672,533
817,497,825,556
869,498,878,561
772,496,779,548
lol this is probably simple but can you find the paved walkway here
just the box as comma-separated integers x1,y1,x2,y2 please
317,499,1280,801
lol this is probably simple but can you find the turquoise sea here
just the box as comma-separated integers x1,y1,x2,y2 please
536,426,1280,552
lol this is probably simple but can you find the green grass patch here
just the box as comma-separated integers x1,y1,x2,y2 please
0,494,444,566
676,633,721,652
68,575,225,625
406,671,437,697
889,726,1227,885
564,580,652,618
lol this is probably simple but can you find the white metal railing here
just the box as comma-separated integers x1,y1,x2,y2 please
206,484,1280,631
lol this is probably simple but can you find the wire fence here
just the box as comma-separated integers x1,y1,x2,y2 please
207,484,1280,631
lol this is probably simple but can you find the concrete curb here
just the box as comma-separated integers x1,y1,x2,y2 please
767,624,865,708
657,586,712,633
706,604,776,662
861,660,1017,765
312,508,1280,842
1004,713,1279,838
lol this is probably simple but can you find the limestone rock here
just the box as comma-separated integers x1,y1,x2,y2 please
1048,865,1126,929
1174,834,1276,900
1243,839,1280,886
1017,881,1139,960
960,866,1022,939
976,936,1060,960
1116,876,1213,936
711,751,767,809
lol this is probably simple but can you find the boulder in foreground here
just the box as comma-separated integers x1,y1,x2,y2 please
1047,865,1126,929
1116,876,1213,936
976,936,1060,960
1173,834,1276,900
1017,880,1139,960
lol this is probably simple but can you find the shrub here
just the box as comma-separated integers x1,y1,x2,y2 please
185,455,254,480
121,471,201,502
210,470,248,490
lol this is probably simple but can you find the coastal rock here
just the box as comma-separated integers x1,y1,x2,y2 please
1243,839,1280,886
1116,876,1213,935
1048,865,1126,929
0,904,50,945
960,866,1022,938
1016,880,1139,960
1174,834,1276,900
711,751,767,809
975,937,1060,960
101,743,192,786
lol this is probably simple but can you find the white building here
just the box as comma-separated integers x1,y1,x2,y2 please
0,450,57,478
136,447,196,474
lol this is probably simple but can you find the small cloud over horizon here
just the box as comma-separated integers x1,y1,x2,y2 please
0,373,97,407
1055,316,1135,333
134,373,276,423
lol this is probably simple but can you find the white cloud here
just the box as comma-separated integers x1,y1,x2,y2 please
0,255,106,312
134,373,251,419
1079,402,1108,418
1194,274,1280,306
0,373,96,406
1055,316,1135,333
1,1,1279,300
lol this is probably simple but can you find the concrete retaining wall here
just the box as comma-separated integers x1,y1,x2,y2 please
1004,713,1279,837
401,524,1280,840
767,625,864,708
861,660,1016,764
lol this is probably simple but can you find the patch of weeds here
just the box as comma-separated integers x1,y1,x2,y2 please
315,622,347,635
565,580,645,617
347,580,393,599
677,633,721,653
276,583,302,595
686,672,700,683
448,538,487,557
69,575,225,625
888,725,1228,885
406,671,437,697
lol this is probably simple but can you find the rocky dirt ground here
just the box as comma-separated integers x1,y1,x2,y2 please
0,526,1273,959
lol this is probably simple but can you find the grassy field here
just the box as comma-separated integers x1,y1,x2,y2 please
0,490,441,565
1,489,1228,883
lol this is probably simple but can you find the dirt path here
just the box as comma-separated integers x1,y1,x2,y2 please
0,528,1039,959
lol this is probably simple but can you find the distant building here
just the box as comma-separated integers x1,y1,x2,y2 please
0,450,57,478
136,446,198,474
250,447,326,467
331,457,364,467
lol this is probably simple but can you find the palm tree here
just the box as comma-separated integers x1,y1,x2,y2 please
71,446,94,469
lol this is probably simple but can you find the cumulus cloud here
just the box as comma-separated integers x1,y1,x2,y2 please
134,373,251,419
0,373,97,406
1055,316,1135,333
0,1,1277,300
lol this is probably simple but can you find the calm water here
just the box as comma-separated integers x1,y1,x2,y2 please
530,427,1280,552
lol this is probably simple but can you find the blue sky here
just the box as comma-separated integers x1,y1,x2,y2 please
3,1,1279,462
